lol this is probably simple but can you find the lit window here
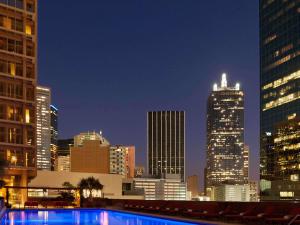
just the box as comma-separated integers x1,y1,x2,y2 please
25,109,30,123
25,25,32,35
9,63,15,76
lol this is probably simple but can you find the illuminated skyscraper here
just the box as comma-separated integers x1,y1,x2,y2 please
36,86,51,170
50,105,58,171
0,0,37,203
260,0,300,181
147,111,185,182
205,74,245,192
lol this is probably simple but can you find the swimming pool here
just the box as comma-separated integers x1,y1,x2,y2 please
1,209,213,225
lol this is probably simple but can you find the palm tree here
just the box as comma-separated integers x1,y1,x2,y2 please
78,177,103,200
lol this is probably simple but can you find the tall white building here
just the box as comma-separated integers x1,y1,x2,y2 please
36,86,51,170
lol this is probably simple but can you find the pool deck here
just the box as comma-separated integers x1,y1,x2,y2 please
105,208,242,225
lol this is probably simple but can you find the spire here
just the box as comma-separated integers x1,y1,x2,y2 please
221,73,227,88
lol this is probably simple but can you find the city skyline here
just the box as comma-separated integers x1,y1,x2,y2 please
38,1,259,188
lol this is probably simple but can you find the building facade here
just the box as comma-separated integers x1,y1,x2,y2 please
133,175,187,200
50,104,58,171
57,138,73,156
187,175,199,198
273,115,300,181
212,184,250,202
36,86,51,170
0,0,37,204
147,111,185,181
109,145,135,178
205,74,245,192
57,155,70,172
243,145,249,180
260,0,300,181
70,132,110,174
134,166,145,178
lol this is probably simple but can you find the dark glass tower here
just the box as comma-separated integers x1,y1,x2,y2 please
205,74,245,192
260,0,300,180
57,138,74,156
50,105,58,171
147,111,185,182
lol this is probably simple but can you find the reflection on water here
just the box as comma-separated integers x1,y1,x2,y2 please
1,210,205,225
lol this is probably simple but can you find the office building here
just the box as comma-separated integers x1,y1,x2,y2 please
57,138,73,156
74,131,109,147
109,145,135,178
205,74,245,192
273,115,300,181
134,166,145,178
57,155,70,172
147,111,185,181
249,180,259,202
0,0,37,204
187,175,199,198
36,86,51,171
133,174,187,200
260,0,300,184
50,105,58,171
70,131,110,174
260,133,275,181
212,184,250,202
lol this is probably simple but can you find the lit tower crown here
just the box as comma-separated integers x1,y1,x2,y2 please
213,73,240,91
221,73,227,88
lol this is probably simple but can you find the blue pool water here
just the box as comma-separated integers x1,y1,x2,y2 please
0,209,212,225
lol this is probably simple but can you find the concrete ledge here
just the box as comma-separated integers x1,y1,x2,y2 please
104,208,241,225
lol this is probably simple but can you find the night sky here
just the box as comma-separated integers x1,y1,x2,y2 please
38,0,259,189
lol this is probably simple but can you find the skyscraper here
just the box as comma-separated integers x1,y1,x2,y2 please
205,74,245,192
0,0,37,202
260,0,300,180
50,105,58,171
147,111,185,182
36,86,51,170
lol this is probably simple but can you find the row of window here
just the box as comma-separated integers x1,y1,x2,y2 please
0,81,35,101
0,103,34,123
0,15,34,35
0,148,35,168
0,0,35,13
0,59,35,79
0,36,35,57
0,125,34,145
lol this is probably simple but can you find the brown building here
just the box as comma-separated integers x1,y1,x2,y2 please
187,175,199,198
70,140,110,174
0,0,37,203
